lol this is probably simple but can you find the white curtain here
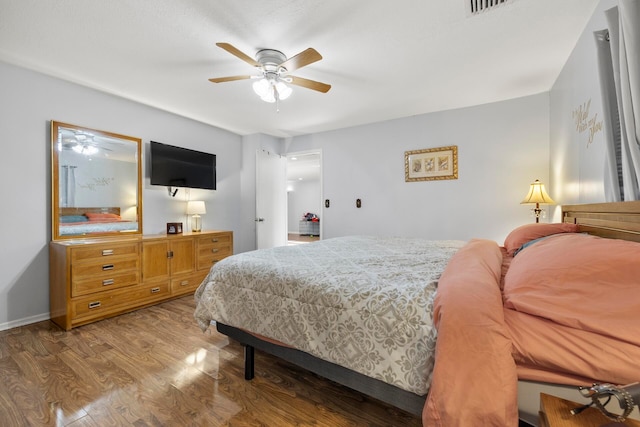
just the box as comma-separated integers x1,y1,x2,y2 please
595,29,623,201
61,165,77,207
598,1,640,201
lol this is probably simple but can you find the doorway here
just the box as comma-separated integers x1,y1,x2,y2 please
286,150,322,245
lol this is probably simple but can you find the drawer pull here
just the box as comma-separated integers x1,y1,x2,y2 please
211,238,219,242
102,249,114,256
102,264,115,271
102,279,115,286
211,248,219,253
180,280,189,286
88,301,101,309
150,287,161,294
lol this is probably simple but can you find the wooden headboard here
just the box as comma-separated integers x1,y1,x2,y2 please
562,201,640,242
59,207,121,216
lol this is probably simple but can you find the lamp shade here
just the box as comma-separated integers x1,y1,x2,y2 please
186,200,206,215
521,180,555,205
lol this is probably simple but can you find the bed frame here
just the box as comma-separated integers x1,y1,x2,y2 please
216,201,640,420
562,200,640,242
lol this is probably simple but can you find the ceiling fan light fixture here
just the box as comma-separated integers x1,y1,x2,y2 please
276,81,292,100
252,78,271,98
72,144,98,155
252,77,292,103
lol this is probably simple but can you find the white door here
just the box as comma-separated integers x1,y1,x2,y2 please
256,149,287,249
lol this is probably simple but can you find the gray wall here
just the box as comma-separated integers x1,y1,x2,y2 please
0,60,243,329
285,93,551,243
549,0,617,220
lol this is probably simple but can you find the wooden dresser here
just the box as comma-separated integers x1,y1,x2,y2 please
49,230,233,330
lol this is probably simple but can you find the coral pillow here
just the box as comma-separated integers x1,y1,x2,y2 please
503,222,578,256
503,233,640,345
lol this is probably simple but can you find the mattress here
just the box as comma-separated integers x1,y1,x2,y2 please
194,235,465,395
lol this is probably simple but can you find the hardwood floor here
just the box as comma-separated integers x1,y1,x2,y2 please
287,233,320,244
0,297,421,426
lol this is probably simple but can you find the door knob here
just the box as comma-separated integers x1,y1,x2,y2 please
255,218,265,222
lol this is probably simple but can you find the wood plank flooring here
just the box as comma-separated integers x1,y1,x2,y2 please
0,296,422,426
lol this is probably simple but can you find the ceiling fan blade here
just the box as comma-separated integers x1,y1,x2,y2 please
216,42,261,68
289,76,331,93
208,75,253,83
278,48,322,72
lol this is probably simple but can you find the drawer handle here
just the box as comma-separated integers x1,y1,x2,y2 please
211,238,219,242
89,301,101,309
102,249,114,256
211,260,218,265
102,279,115,286
180,280,189,286
211,248,219,253
102,264,115,271
151,287,161,294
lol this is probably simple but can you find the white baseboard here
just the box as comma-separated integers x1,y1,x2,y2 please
0,312,50,332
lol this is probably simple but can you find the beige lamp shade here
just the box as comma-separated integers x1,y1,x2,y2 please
186,201,206,215
521,180,555,205
521,180,555,223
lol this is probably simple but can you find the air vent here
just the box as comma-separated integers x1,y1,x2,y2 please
468,0,510,15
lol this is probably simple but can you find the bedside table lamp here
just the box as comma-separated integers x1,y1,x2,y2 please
186,200,206,232
521,179,555,223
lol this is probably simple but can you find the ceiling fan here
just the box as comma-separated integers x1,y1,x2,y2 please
208,43,331,104
60,131,123,155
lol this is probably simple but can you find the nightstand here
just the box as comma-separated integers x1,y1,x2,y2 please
539,393,640,427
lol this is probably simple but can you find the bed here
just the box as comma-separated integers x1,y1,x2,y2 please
58,207,138,236
193,201,640,426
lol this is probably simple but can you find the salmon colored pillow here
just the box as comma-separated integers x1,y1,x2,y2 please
503,223,578,256
503,233,640,344
85,212,121,220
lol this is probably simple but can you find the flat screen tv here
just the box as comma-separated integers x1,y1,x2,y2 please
150,141,216,190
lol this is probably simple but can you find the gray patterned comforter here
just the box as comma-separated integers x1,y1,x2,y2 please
194,235,465,395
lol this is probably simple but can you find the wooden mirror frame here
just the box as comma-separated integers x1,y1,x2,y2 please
51,121,143,240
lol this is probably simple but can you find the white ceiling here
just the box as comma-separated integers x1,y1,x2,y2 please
0,0,599,138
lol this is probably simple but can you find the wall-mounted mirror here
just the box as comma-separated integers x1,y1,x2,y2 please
51,121,142,240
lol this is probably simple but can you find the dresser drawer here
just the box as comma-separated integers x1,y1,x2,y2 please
197,233,232,270
72,257,139,281
71,242,139,262
72,282,170,320
171,271,208,296
72,271,139,297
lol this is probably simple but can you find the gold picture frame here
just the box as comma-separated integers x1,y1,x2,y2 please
404,145,458,182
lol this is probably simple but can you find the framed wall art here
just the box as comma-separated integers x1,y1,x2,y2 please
404,145,458,182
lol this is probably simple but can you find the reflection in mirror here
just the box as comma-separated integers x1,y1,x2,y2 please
51,121,142,240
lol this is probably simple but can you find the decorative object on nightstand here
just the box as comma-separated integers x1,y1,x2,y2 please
539,393,640,427
521,179,555,223
186,200,206,232
166,222,183,234
575,382,640,423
